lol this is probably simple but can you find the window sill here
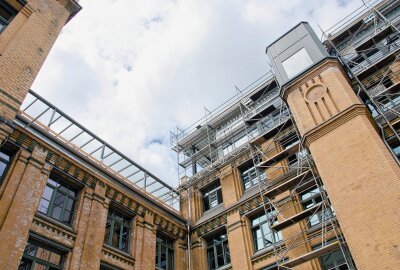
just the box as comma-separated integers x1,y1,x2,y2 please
251,242,285,262
217,263,232,270
103,243,132,258
34,212,76,234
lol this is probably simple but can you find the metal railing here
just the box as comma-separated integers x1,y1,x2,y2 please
18,90,180,212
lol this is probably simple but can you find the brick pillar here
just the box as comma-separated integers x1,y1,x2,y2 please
226,211,252,270
0,148,27,227
282,59,400,269
77,182,109,270
276,192,314,270
0,146,50,269
174,237,188,270
220,164,240,207
0,0,80,120
133,211,157,270
190,233,207,270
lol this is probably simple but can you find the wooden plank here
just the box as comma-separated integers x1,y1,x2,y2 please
272,202,322,231
264,170,312,198
257,142,300,168
280,241,340,268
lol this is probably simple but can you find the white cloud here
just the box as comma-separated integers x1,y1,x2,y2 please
32,0,364,187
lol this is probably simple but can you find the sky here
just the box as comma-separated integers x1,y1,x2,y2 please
32,0,365,187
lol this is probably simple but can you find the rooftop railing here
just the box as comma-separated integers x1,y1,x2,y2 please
17,90,180,212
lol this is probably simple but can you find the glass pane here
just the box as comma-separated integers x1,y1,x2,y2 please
51,191,66,220
121,226,129,251
32,262,47,270
0,160,7,178
282,48,313,78
42,185,54,201
18,258,32,270
111,223,121,248
168,249,174,270
65,197,74,211
24,242,38,256
38,198,50,214
104,219,111,244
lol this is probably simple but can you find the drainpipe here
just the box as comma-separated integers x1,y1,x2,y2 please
187,189,191,270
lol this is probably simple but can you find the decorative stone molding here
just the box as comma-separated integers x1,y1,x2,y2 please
195,214,227,236
154,213,186,239
31,215,76,248
102,245,135,268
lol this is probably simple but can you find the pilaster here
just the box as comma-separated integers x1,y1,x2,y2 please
226,211,252,269
78,181,110,270
0,145,51,270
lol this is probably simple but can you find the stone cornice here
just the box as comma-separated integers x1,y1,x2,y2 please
302,104,369,147
8,127,187,238
154,213,186,239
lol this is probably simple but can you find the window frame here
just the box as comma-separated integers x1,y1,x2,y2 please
201,181,223,212
104,208,132,253
0,1,17,33
155,232,175,270
239,161,265,191
300,186,333,228
250,210,282,252
38,174,78,226
0,147,13,184
206,231,231,270
19,238,65,270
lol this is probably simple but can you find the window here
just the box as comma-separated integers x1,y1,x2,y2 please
313,242,350,270
38,175,78,226
100,262,122,270
282,48,313,78
155,233,174,270
206,231,230,270
202,181,223,212
240,161,265,191
0,148,12,183
251,211,282,252
18,239,64,270
104,208,131,252
300,187,333,228
0,1,17,33
319,248,349,270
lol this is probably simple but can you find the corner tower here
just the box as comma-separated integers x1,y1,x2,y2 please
267,22,400,269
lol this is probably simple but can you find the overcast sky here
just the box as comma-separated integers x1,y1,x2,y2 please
32,0,364,187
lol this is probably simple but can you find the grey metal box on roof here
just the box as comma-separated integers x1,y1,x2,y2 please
266,22,329,86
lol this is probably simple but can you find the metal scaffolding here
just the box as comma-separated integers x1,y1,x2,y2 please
321,0,400,164
235,81,355,269
17,90,180,212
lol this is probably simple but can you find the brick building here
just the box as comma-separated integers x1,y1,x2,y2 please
0,0,399,270
171,0,400,270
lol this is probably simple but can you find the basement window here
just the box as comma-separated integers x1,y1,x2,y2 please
18,238,65,270
104,208,131,252
38,174,78,226
202,181,223,212
0,1,17,33
155,233,174,270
